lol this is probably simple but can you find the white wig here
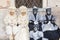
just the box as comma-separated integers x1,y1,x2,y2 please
8,6,16,12
19,6,27,12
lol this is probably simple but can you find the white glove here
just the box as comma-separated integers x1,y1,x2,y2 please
29,21,32,23
34,21,38,24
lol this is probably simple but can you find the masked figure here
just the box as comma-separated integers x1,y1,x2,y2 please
4,7,18,40
28,6,40,31
42,20,59,40
30,26,43,40
16,6,29,40
44,8,55,23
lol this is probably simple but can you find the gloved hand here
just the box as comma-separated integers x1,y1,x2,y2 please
34,21,38,25
17,24,19,26
29,20,34,24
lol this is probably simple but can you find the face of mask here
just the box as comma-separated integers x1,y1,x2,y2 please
46,11,51,15
33,9,38,14
48,12,50,14
46,8,51,15
10,12,14,16
21,12,26,16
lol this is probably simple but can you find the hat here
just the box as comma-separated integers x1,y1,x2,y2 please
19,6,27,12
46,8,51,13
33,6,38,10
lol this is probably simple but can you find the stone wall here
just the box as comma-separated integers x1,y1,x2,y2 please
48,0,60,7
0,9,9,39
52,7,60,27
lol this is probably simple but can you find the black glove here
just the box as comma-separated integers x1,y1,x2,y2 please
17,24,19,26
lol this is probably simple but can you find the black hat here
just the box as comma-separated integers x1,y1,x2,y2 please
46,8,51,15
33,6,38,10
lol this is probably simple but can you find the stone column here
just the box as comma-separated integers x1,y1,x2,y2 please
48,0,56,7
10,0,15,7
42,0,48,8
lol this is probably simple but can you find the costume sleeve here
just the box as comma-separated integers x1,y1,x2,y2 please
4,15,9,25
30,31,33,38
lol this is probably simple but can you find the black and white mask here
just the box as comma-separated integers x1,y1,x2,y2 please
46,8,51,15
33,9,38,14
33,6,38,14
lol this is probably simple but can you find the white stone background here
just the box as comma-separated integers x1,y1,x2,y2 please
0,9,9,39
0,0,60,40
0,8,60,40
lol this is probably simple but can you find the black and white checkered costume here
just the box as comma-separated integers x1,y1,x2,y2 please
42,21,59,40
42,8,60,40
29,7,60,40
